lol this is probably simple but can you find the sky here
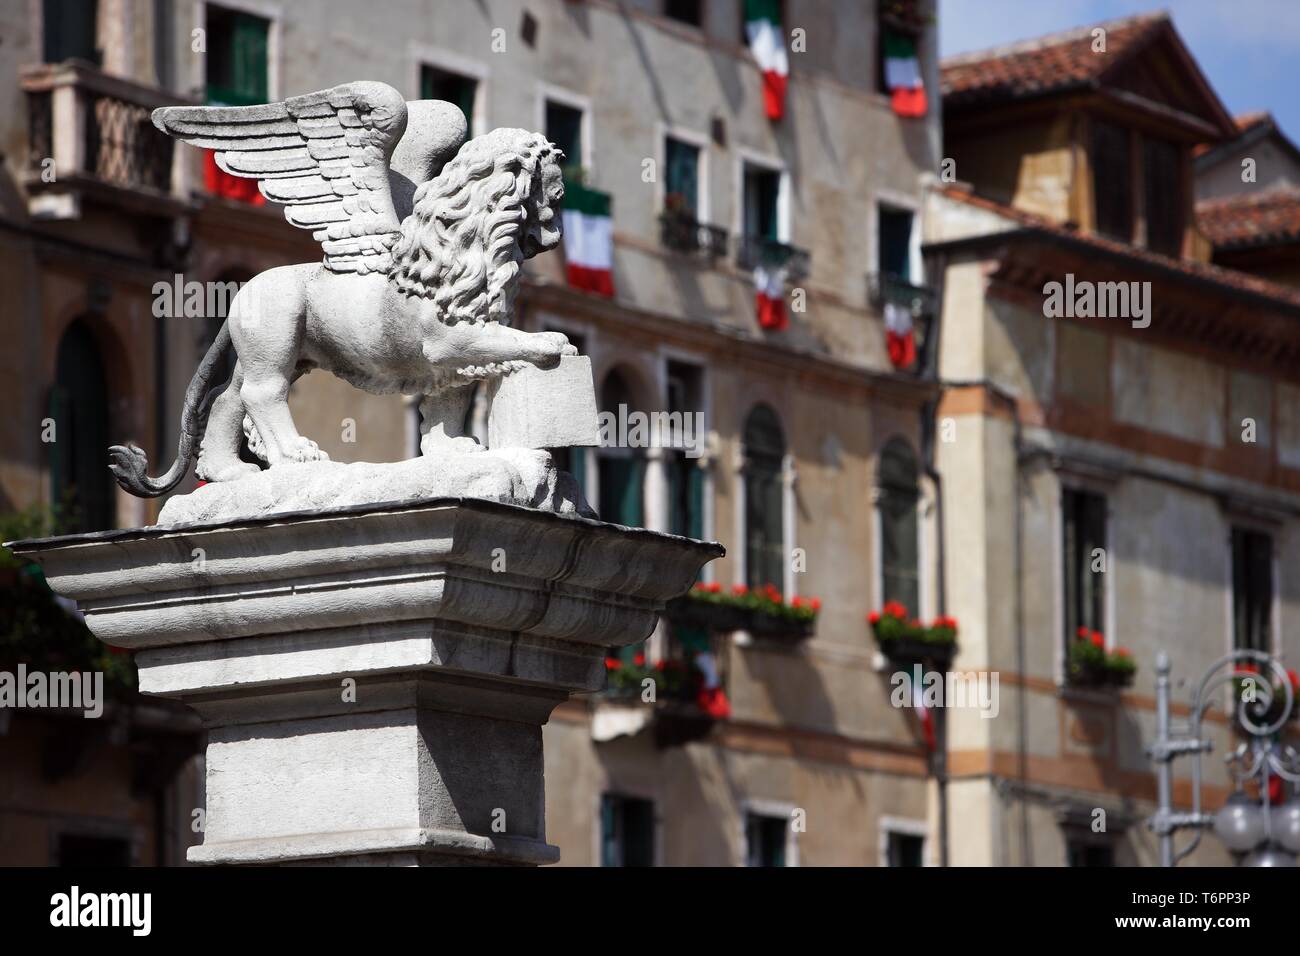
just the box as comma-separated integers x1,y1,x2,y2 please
939,0,1300,142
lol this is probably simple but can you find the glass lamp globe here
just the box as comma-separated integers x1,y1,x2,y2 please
1214,792,1267,853
1274,797,1300,854
1243,844,1298,867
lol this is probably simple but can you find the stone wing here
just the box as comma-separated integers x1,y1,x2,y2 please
153,81,407,274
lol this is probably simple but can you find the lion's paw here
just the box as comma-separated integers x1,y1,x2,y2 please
286,436,330,463
201,461,262,483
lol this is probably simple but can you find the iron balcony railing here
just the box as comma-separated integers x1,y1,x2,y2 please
735,233,811,280
659,210,729,259
868,271,937,318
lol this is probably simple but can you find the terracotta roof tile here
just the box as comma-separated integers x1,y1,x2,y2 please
941,13,1168,104
1197,189,1300,249
935,185,1300,309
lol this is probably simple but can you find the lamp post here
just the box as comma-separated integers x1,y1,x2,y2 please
1148,650,1300,866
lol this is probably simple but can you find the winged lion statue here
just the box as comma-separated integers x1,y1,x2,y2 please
110,80,576,496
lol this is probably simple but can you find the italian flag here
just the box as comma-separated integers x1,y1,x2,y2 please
562,179,615,297
754,263,787,331
745,0,789,120
885,301,916,368
694,651,732,720
883,29,927,118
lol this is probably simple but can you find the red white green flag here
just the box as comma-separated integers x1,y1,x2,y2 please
754,263,788,331
562,179,615,297
883,29,927,118
745,0,789,120
885,301,916,368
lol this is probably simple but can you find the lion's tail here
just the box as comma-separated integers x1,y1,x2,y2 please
109,320,233,498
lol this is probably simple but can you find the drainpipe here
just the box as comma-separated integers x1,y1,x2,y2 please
919,247,948,867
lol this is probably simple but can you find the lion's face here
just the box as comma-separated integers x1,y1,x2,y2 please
521,159,564,259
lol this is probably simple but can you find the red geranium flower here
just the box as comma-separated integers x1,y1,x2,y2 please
1076,626,1088,639
868,611,881,625
605,658,621,670
633,653,645,667
732,584,749,596
810,598,821,611
1090,631,1104,648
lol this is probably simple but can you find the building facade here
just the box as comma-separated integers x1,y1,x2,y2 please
930,13,1300,866
3,0,950,866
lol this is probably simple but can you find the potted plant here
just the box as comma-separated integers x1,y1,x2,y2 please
1067,629,1137,689
868,602,958,668
665,582,820,640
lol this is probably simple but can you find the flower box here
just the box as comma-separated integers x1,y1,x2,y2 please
1067,629,1136,690
665,583,819,641
868,602,958,668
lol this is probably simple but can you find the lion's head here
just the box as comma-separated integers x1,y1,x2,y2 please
389,128,564,327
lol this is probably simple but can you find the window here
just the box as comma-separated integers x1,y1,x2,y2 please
205,5,269,106
601,794,655,866
742,163,781,241
878,205,914,281
743,404,785,591
1067,840,1114,867
886,830,925,867
49,320,113,532
421,65,477,137
1092,120,1132,241
545,99,584,173
1232,528,1273,653
666,361,705,540
745,812,788,867
664,137,701,216
43,0,99,64
598,369,643,527
665,0,703,27
878,439,919,616
1062,488,1107,651
56,833,131,867
1143,137,1183,256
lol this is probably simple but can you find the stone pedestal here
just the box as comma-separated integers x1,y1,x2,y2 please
11,498,720,866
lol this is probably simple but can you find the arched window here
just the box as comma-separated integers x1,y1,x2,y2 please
598,369,644,526
878,438,920,616
743,404,785,591
49,320,113,532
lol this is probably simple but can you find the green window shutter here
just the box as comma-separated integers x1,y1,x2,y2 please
687,459,704,540
878,206,914,281
1233,528,1273,652
599,455,643,528
44,0,99,64
880,489,919,613
600,795,618,867
665,138,699,215
421,68,476,139
1063,488,1107,648
207,10,269,106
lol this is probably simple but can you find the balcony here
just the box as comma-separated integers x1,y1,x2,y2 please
735,233,811,280
20,61,196,219
868,271,936,316
868,272,938,371
659,208,729,259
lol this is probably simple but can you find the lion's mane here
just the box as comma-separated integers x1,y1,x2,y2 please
389,128,560,331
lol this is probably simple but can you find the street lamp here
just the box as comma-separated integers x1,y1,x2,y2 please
1148,650,1300,866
